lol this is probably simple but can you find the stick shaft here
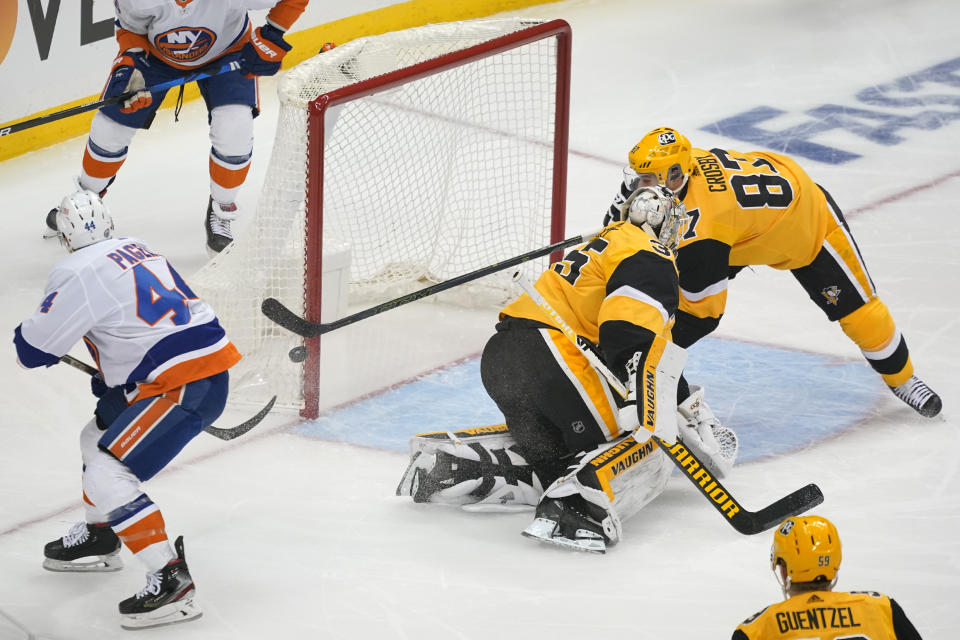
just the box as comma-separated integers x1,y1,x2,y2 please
0,61,241,137
263,228,603,339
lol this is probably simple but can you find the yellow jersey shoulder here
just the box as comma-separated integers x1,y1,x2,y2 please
736,590,898,640
596,222,678,271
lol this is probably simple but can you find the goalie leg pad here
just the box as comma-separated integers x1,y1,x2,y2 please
522,431,673,552
396,425,542,511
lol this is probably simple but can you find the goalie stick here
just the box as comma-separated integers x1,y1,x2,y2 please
512,272,823,535
59,354,274,442
261,228,603,355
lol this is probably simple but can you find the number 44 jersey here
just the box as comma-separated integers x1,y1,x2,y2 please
15,238,240,403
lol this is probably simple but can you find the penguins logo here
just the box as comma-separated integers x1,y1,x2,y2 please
821,285,841,306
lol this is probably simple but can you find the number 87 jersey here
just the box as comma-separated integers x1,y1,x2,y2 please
681,147,830,269
670,148,834,333
15,237,240,403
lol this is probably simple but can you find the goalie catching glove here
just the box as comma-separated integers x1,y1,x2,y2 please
676,384,738,478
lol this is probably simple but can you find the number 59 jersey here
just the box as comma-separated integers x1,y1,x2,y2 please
15,237,241,402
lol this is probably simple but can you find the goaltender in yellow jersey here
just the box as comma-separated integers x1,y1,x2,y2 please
399,186,739,553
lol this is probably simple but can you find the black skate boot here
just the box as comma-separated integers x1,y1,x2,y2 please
43,522,123,572
204,197,238,255
119,536,202,630
521,494,618,554
890,376,942,417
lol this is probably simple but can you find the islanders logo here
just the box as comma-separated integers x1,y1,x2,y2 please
0,1,16,67
154,26,216,63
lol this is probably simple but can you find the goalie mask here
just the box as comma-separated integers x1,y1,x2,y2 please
771,516,842,596
622,185,689,250
625,127,693,192
56,189,114,252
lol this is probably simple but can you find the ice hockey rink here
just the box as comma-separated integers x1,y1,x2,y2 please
1,0,958,638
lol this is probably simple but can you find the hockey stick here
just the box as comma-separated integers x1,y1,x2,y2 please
0,61,242,138
261,228,603,355
512,272,824,535
59,354,274,442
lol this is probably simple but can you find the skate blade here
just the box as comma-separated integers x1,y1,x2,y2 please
521,518,606,554
462,503,534,513
43,554,124,572
120,597,202,630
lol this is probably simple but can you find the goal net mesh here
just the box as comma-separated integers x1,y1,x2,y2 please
191,18,567,413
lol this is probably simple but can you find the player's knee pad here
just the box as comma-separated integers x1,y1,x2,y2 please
209,104,254,158
839,298,912,383
82,447,141,515
839,298,896,351
396,424,542,512
88,111,137,153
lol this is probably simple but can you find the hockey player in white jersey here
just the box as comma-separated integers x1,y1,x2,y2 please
45,0,310,255
17,190,242,629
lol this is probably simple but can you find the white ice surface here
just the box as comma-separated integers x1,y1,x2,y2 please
1,0,958,638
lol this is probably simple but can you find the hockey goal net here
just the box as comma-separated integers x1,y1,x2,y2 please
192,18,571,418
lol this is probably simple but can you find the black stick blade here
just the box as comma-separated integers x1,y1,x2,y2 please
653,435,824,536
732,483,825,535
261,298,324,338
204,395,277,441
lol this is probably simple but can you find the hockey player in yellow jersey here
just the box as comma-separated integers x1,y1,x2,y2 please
732,515,922,639
603,127,941,418
398,186,739,553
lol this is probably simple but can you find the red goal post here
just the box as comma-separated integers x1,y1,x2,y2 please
193,18,572,419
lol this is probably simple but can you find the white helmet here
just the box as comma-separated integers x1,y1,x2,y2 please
56,189,114,251
621,185,689,250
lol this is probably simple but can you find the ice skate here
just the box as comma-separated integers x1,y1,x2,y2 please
43,522,123,572
521,496,613,554
890,376,942,418
119,536,202,630
205,197,237,255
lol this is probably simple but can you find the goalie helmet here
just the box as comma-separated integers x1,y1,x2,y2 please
56,189,114,252
626,127,693,191
771,515,842,594
621,185,689,250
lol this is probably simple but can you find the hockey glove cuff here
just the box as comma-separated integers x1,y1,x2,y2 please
90,373,109,398
241,24,292,77
103,50,152,114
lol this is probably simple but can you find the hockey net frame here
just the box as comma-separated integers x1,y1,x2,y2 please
193,18,571,420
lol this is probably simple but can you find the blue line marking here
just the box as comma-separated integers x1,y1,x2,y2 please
295,337,885,463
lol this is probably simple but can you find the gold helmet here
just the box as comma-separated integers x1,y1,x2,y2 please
626,127,693,190
771,516,842,594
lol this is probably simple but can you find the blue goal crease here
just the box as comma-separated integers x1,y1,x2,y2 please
294,336,886,463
